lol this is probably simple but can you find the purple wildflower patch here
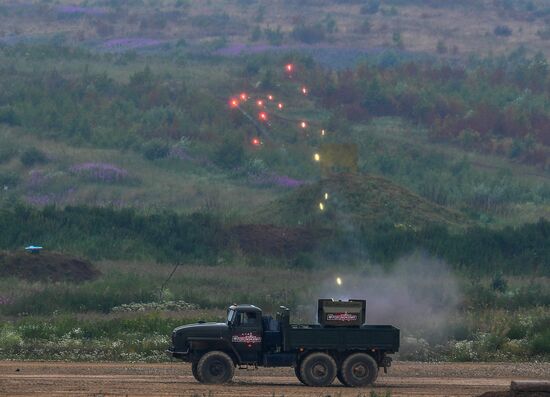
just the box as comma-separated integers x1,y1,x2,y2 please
216,43,288,56
168,146,192,161
24,193,56,206
56,5,108,16
249,173,306,188
272,175,306,188
26,170,49,189
103,38,165,50
70,162,128,183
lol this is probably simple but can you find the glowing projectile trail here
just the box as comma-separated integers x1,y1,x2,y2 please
226,96,272,142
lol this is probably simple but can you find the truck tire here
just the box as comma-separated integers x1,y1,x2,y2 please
299,352,337,387
336,370,346,385
191,361,201,382
196,351,235,384
294,365,305,385
340,353,378,387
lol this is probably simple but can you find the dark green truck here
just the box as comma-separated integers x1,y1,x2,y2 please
166,299,399,387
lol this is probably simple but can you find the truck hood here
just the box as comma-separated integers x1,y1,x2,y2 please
174,322,227,333
172,322,228,349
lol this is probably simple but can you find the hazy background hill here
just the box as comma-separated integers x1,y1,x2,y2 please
3,0,550,60
0,0,548,363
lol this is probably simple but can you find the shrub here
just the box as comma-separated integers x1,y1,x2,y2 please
392,31,404,49
190,13,230,28
358,19,372,34
436,40,448,54
360,0,380,14
141,139,169,161
249,26,261,42
0,146,16,164
264,26,284,46
323,14,338,34
506,322,528,340
0,326,23,352
20,148,47,167
214,137,245,169
0,172,19,188
291,253,315,270
490,273,508,293
494,25,513,36
531,329,550,355
0,106,20,126
537,28,550,40
291,23,326,44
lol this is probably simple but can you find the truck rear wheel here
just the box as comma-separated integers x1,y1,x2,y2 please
340,353,378,387
196,351,235,384
336,370,346,385
299,352,337,387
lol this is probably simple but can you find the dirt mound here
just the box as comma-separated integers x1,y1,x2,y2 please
0,251,100,283
255,173,468,230
479,380,550,397
230,224,327,256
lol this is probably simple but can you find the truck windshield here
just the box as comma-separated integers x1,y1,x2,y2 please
227,309,235,325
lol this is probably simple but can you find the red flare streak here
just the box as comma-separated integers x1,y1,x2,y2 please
259,112,268,121
251,137,261,146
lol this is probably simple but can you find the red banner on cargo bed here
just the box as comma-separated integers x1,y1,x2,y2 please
326,313,358,322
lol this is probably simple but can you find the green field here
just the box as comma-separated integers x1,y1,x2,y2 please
0,0,549,364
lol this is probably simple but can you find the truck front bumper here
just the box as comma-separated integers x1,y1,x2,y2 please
165,347,190,360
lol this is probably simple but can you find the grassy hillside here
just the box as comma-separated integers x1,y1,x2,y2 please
255,173,468,228
0,44,548,226
0,2,549,364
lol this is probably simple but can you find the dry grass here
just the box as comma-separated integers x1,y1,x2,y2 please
1,1,550,58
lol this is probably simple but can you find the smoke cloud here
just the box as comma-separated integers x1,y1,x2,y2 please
312,253,462,344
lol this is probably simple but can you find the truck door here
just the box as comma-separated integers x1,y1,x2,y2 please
231,310,263,364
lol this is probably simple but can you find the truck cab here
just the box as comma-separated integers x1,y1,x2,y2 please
167,299,399,387
226,304,264,363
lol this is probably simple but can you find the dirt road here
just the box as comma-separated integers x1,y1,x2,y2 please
0,361,548,396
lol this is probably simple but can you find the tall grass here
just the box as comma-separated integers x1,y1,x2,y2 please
0,261,548,362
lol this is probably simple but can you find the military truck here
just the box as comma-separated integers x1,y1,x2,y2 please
166,299,399,387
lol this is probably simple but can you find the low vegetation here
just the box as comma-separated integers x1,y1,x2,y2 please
0,261,548,362
0,1,548,364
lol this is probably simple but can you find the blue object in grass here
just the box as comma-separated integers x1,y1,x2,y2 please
25,245,43,254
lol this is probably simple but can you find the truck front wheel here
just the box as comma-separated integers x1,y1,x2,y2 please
340,353,378,387
191,361,201,382
196,351,235,384
294,365,305,385
299,352,337,387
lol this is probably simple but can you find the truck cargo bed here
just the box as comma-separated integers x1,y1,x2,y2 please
286,324,399,352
